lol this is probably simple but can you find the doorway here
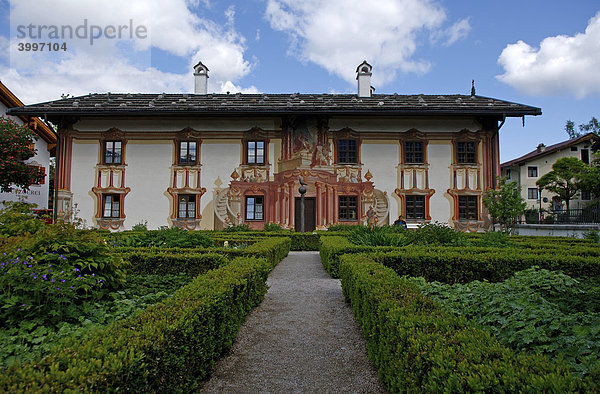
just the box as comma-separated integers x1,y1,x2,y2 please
295,197,316,232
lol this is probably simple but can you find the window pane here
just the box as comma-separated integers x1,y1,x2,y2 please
189,142,197,163
246,197,255,220
103,195,112,217
180,142,188,163
188,200,195,218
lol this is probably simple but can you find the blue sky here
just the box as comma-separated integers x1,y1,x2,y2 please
0,0,598,162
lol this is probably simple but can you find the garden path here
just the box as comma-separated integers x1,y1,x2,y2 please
201,251,386,393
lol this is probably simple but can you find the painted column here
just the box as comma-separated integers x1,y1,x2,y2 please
315,182,322,228
333,186,338,224
288,182,294,228
56,131,74,222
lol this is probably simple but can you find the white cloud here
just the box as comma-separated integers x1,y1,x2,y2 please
497,12,600,99
444,18,471,46
264,0,466,86
2,0,256,103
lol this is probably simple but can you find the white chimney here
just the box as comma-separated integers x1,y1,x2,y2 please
356,60,373,98
193,61,209,94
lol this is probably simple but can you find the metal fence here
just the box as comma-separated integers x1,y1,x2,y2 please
519,207,600,224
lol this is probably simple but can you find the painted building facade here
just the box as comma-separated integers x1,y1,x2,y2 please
0,81,56,209
9,62,540,231
501,133,598,210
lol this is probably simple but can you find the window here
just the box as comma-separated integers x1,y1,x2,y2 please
404,141,424,164
337,139,358,164
457,141,476,164
405,195,425,219
458,196,477,220
177,195,196,218
245,196,264,220
247,140,265,165
528,188,539,200
505,169,511,180
528,166,538,177
178,141,197,165
102,195,120,218
581,149,590,165
104,141,122,164
571,146,578,152
338,196,358,220
581,190,591,201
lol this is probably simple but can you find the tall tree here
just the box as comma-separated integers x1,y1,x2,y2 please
483,177,526,233
565,117,599,139
536,157,587,210
0,116,44,192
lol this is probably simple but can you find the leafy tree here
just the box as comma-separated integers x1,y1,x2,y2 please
536,157,587,210
483,177,526,233
0,116,44,192
564,117,599,139
578,157,600,198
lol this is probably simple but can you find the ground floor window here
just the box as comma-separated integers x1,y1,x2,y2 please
102,194,120,218
339,196,358,220
178,195,196,218
246,196,264,220
405,195,425,219
527,188,539,200
458,195,478,220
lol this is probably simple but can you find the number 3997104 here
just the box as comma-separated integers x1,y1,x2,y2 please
17,42,67,51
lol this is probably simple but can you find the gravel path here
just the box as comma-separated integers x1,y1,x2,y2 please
201,251,386,393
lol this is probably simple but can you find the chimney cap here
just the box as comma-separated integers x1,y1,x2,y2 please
356,60,372,75
537,143,546,152
193,61,209,75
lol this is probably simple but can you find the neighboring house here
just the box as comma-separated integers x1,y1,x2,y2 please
8,61,540,231
500,133,598,210
0,81,57,209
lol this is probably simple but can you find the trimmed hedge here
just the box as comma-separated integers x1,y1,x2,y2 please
211,232,319,251
373,248,600,283
121,250,228,275
339,254,588,392
115,237,290,274
319,236,394,278
0,256,272,391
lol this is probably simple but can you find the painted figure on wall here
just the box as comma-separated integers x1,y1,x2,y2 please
292,117,317,154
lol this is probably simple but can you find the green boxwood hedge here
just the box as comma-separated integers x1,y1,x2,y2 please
339,254,589,392
0,256,273,391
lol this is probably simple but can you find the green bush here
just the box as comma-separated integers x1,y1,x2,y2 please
112,227,213,248
338,255,588,392
263,223,283,232
120,251,228,276
290,233,320,250
373,247,600,283
223,223,252,232
0,202,46,238
1,223,126,327
0,256,273,392
346,225,409,247
409,222,468,246
416,267,600,377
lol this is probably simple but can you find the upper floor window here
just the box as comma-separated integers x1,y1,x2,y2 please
178,195,196,218
581,190,591,201
404,141,424,164
457,141,476,164
102,194,120,218
339,195,358,220
245,196,264,220
527,166,538,177
337,139,358,164
104,141,122,164
505,169,512,179
581,149,590,165
247,140,265,165
458,195,477,220
405,195,425,219
178,141,197,165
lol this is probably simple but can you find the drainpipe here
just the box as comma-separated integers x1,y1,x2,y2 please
53,116,60,223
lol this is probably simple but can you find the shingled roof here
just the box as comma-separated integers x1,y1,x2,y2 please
7,92,541,117
501,132,598,168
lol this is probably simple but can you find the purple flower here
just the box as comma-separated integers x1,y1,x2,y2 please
34,276,37,279
61,279,65,283
75,268,79,272
51,278,55,283
57,287,60,290
70,286,73,289
16,248,20,251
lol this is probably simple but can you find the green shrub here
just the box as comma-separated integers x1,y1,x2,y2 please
478,230,511,247
120,251,228,276
0,202,46,238
346,225,410,247
339,255,588,392
263,223,283,232
290,233,320,251
113,227,213,248
0,256,273,392
409,222,468,246
131,220,148,231
584,229,600,243
1,224,126,327
416,267,600,376
223,223,252,232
